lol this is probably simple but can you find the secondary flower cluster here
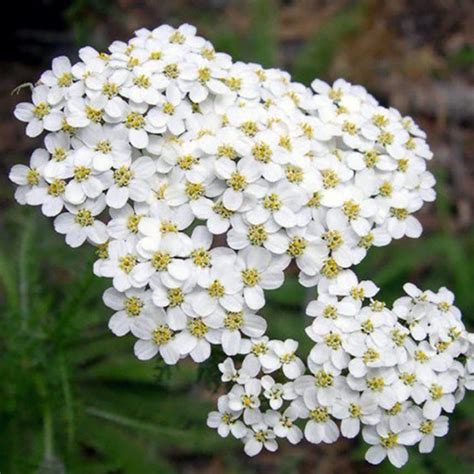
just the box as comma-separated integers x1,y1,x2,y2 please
209,278,474,467
9,23,472,468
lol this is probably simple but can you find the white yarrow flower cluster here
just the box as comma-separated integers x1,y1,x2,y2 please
211,278,473,467
10,23,472,468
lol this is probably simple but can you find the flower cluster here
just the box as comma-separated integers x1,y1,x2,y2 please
10,23,472,468
209,278,474,467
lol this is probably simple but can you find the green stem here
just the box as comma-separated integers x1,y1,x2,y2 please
18,216,34,330
43,399,54,460
35,375,54,461
85,406,190,438
60,354,75,453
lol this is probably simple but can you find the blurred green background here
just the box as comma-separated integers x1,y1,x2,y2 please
0,0,473,473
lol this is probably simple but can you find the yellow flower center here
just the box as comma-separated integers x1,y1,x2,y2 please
103,82,119,98
224,311,244,330
162,102,175,115
358,233,374,249
169,31,185,44
248,224,268,246
177,154,197,170
399,372,416,386
390,207,408,220
321,169,340,189
213,202,235,219
287,236,307,257
241,268,260,287
263,193,282,211
124,296,144,316
363,348,380,364
323,305,338,319
33,102,50,119
342,121,358,135
208,280,225,298
168,288,184,307
133,74,151,89
364,150,379,168
342,200,360,220
372,114,388,128
74,166,92,182
75,208,94,227
321,258,340,278
125,112,145,129
53,147,67,161
96,242,109,260
420,420,434,434
324,333,342,350
315,370,334,387
188,317,208,338
191,248,211,268
198,67,211,83
227,171,247,191
225,76,242,91
429,384,443,400
378,131,394,146
160,221,178,233
240,121,258,137
185,182,205,200
47,179,66,196
151,251,171,271
367,377,385,392
252,142,272,163
217,144,237,160
323,230,343,250
85,106,103,123
113,166,133,187
307,192,321,208
58,72,73,87
95,140,112,154
126,213,142,233
27,168,40,186
350,287,365,300
349,403,362,418
380,432,398,449
153,324,173,345
361,319,374,334
379,181,393,197
163,63,179,79
309,407,329,423
118,255,137,274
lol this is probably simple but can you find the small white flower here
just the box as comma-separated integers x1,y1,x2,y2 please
133,310,181,364
218,354,261,384
103,286,153,336
363,421,419,468
265,407,303,444
228,379,262,425
105,156,155,209
207,395,247,438
243,422,278,456
298,387,340,444
261,375,295,410
9,149,49,205
14,85,62,137
407,407,448,453
332,389,380,438
54,196,107,248
236,246,286,310
261,339,305,379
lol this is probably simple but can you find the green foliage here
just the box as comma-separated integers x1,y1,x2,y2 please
205,0,277,67
2,3,473,472
292,4,366,83
0,208,231,473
